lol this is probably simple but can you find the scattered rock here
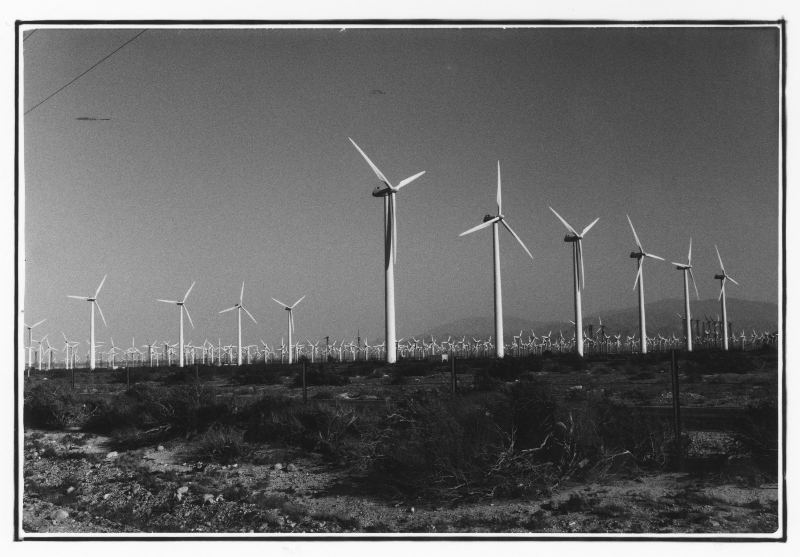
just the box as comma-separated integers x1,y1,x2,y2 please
176,485,190,501
202,494,215,505
65,486,76,495
50,509,69,522
103,493,111,500
273,463,283,471
157,445,165,452
286,463,298,472
105,451,119,460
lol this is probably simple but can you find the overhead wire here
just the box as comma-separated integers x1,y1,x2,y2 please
24,29,147,116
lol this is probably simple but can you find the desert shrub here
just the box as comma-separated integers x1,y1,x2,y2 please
292,366,349,387
24,385,94,429
730,400,779,476
242,397,359,457
232,366,283,385
472,368,502,391
196,425,247,464
281,501,308,521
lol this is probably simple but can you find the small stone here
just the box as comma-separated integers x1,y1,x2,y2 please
409,506,415,513
103,493,111,500
157,445,165,452
65,486,75,494
273,463,283,471
105,451,119,460
203,494,215,505
232,463,238,468
50,509,69,522
177,486,189,494
286,463,298,472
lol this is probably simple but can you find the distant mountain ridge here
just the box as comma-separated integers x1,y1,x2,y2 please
413,298,779,340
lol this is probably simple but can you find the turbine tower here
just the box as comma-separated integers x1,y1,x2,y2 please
157,281,196,367
219,281,257,366
349,138,425,364
23,318,46,369
671,239,700,351
549,207,599,357
459,162,533,358
626,216,663,354
271,296,305,364
714,245,739,351
67,274,108,370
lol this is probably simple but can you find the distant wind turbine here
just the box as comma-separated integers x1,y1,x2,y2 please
219,281,257,366
349,137,425,364
24,318,46,369
549,207,599,357
714,245,739,351
67,274,107,370
627,216,663,354
459,162,533,358
671,238,700,351
272,296,305,364
157,281,196,367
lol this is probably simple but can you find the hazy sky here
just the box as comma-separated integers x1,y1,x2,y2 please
21,25,780,349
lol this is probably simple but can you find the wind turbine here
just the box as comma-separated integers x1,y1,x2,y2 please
671,238,700,351
67,274,107,370
349,137,425,364
219,281,257,366
714,245,739,351
459,162,533,358
157,281,195,367
549,207,599,357
23,318,46,369
272,296,305,364
627,216,663,354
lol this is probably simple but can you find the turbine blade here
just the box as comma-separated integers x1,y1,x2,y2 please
670,262,684,267
68,295,89,300
182,281,196,303
689,268,700,299
626,214,643,251
548,206,578,235
242,306,257,324
633,262,643,290
719,280,726,301
501,220,533,259
688,237,693,265
578,240,586,290
581,217,600,236
219,306,237,314
715,244,725,273
645,252,665,261
272,297,288,308
291,295,306,308
459,217,498,237
348,137,391,186
290,312,295,334
94,274,107,298
240,281,245,304
394,170,425,190
31,318,47,328
496,161,502,215
183,305,195,329
157,299,179,304
95,301,108,327
727,275,740,286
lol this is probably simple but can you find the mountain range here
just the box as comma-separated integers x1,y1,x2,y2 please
413,297,779,340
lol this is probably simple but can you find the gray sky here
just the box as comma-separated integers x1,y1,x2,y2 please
21,25,780,349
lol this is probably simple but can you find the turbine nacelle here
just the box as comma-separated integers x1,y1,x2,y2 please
371,185,393,197
714,273,726,280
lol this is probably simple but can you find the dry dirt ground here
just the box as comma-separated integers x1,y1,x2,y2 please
22,429,779,536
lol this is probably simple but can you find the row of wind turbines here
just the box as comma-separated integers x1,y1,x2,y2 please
26,138,747,370
347,138,741,361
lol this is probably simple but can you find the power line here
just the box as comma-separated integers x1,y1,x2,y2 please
24,29,147,116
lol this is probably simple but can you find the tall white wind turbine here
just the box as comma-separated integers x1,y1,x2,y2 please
714,245,739,351
671,238,700,351
459,162,533,358
549,207,599,357
627,216,664,354
349,138,425,364
157,281,196,367
271,296,305,364
67,274,108,370
24,318,46,369
219,281,257,366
